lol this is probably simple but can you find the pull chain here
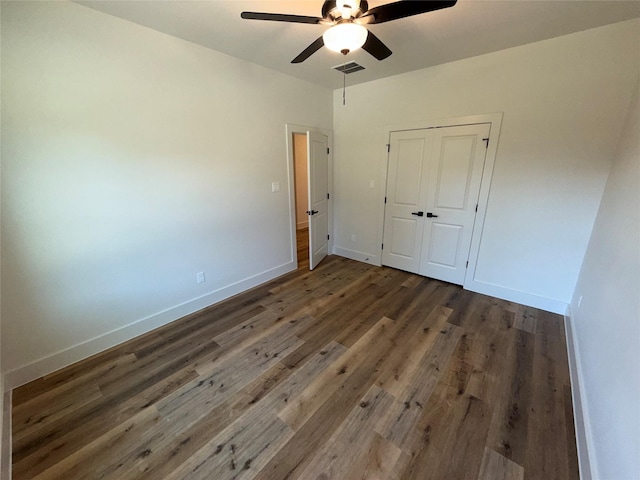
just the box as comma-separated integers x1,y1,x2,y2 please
343,69,346,106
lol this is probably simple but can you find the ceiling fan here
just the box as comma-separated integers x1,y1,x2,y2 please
241,1,457,64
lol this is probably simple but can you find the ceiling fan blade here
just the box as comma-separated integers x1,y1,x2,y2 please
358,0,457,25
362,30,392,61
292,37,325,63
241,12,324,25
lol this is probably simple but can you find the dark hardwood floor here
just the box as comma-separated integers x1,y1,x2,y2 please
296,227,309,271
12,231,579,479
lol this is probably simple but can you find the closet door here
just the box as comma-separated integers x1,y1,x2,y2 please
382,124,490,285
381,130,433,274
419,124,491,284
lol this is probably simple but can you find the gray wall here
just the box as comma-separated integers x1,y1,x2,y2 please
570,80,640,480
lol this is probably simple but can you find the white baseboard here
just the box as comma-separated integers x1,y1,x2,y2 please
4,261,297,391
332,246,380,266
463,279,568,314
564,306,596,480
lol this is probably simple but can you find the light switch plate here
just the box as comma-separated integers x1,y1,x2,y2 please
272,181,281,192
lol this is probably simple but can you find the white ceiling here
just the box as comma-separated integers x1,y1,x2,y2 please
77,0,640,89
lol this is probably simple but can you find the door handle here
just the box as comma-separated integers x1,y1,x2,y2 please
306,210,319,216
411,211,424,217
426,212,438,218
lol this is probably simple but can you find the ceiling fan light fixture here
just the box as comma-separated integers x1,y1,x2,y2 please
323,23,368,55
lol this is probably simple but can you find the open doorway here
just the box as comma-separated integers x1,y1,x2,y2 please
286,124,333,271
292,132,310,270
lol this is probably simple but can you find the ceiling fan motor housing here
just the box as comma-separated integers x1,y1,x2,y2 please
322,0,369,20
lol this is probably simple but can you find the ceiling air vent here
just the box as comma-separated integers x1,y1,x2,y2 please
332,62,365,74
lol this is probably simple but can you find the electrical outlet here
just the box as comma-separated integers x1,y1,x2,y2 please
196,272,205,284
351,234,357,242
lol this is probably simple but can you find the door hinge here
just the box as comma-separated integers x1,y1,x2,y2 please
482,137,489,149
327,147,330,155
384,196,387,204
327,234,330,240
475,204,478,212
386,144,390,153
381,243,384,250
327,193,330,200
466,261,469,268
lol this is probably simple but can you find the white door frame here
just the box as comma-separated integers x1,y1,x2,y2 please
378,113,503,289
285,124,333,268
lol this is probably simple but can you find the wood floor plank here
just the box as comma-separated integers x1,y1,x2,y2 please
465,308,512,402
248,340,348,410
12,366,199,478
376,323,463,451
385,304,509,479
524,311,572,480
376,305,453,398
12,242,579,480
428,394,492,480
485,328,534,467
332,282,416,348
158,334,303,427
253,314,421,479
347,432,404,480
443,286,476,327
97,333,224,398
513,305,538,334
164,410,293,480
11,352,137,411
131,304,268,361
31,406,161,480
477,447,525,480
14,348,203,461
278,315,396,431
127,341,349,480
392,376,465,479
212,308,285,347
296,385,396,479
286,278,402,366
279,271,406,370
12,382,103,442
152,343,348,480
123,364,292,480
